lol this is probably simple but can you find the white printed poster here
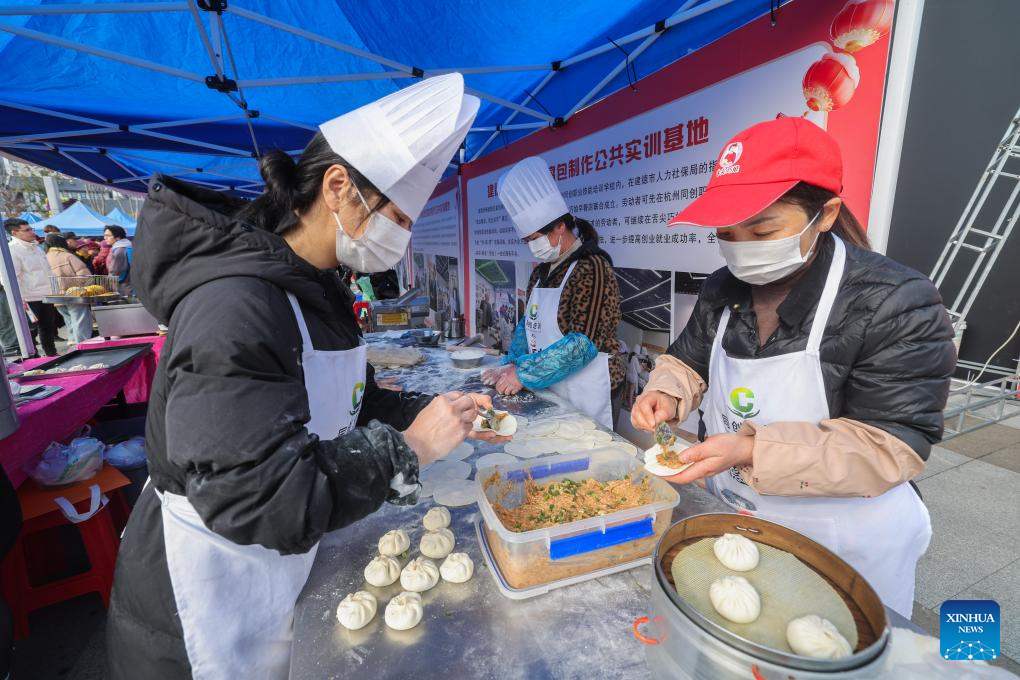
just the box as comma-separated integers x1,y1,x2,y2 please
411,187,463,320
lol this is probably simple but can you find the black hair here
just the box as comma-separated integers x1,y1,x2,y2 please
43,225,60,233
538,213,599,245
105,224,127,240
235,132,389,235
45,233,69,251
3,218,28,235
777,182,870,250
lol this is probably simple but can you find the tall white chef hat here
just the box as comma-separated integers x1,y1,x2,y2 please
319,73,479,222
497,156,570,238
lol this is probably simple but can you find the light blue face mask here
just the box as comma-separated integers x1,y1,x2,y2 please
717,210,821,285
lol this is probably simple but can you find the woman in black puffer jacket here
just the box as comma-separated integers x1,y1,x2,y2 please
632,117,955,618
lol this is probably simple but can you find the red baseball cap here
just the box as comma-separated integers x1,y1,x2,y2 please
668,117,842,228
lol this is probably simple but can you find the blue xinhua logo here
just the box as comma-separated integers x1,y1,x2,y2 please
940,600,1000,661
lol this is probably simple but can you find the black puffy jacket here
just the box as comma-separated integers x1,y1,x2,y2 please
670,232,956,460
107,175,433,679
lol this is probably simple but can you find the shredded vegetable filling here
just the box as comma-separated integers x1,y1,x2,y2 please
656,447,685,469
487,472,653,532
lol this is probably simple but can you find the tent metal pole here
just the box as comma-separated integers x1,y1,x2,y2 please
104,153,145,180
464,87,553,123
0,128,115,144
469,69,558,161
559,0,737,69
55,148,109,182
0,3,188,15
0,22,205,82
129,128,252,156
629,301,672,313
469,122,546,133
258,114,317,131
225,6,415,74
187,0,224,81
429,65,550,75
564,0,699,120
0,99,120,128
134,115,244,130
237,72,410,88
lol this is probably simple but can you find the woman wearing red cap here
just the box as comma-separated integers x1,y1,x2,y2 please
632,117,955,617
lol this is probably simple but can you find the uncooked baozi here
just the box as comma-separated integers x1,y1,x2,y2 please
709,576,761,624
713,533,760,571
364,555,401,587
419,528,455,559
377,529,410,556
385,591,424,630
423,506,451,531
399,557,440,592
336,591,377,630
439,553,474,583
786,615,852,659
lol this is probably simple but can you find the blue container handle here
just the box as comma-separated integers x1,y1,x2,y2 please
548,516,655,560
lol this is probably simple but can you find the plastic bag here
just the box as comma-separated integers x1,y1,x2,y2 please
104,436,147,468
25,437,104,486
879,628,1018,679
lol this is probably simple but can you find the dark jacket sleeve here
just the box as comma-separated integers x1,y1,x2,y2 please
841,277,956,461
358,363,434,431
163,278,419,555
666,279,721,384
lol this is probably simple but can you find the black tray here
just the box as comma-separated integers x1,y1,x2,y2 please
11,343,153,381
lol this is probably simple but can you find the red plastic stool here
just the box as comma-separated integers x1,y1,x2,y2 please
1,464,130,640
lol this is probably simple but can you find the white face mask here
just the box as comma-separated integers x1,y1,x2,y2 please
717,210,822,286
334,185,411,273
528,233,561,262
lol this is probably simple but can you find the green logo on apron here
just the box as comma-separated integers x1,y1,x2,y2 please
728,387,759,419
350,381,365,416
528,303,539,320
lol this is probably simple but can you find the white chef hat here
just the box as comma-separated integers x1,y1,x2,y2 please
319,73,479,222
497,156,570,238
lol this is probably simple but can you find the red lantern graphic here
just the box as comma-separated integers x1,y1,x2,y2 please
802,52,860,113
830,0,895,53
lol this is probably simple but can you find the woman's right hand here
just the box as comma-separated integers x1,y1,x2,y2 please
630,390,680,432
403,391,476,466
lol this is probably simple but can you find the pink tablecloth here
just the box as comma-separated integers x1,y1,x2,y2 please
77,334,166,403
3,355,145,488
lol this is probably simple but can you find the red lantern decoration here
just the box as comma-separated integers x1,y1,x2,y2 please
830,0,895,53
802,52,860,113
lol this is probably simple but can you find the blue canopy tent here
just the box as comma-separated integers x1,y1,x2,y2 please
0,0,774,197
37,199,128,236
18,211,42,222
105,206,136,229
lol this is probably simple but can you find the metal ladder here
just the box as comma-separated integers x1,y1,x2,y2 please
929,104,1020,438
930,105,1020,328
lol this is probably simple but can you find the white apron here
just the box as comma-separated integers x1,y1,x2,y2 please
702,237,931,618
525,261,613,429
158,292,367,679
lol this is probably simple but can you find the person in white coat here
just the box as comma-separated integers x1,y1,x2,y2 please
5,218,58,356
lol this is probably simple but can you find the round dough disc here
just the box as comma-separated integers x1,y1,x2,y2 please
523,421,560,437
574,417,597,430
603,441,638,457
475,452,518,470
513,415,529,430
554,421,584,439
444,442,473,461
421,460,471,482
587,430,613,443
643,441,694,477
432,479,477,507
509,441,551,459
502,441,532,457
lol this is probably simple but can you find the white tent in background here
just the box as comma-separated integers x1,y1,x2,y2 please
105,207,136,230
38,201,132,237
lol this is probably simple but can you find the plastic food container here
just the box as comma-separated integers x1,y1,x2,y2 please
475,448,680,598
